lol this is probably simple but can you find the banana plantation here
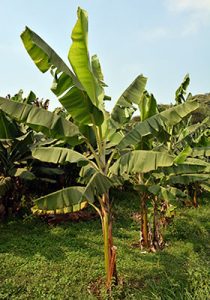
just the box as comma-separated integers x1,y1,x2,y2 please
0,7,209,300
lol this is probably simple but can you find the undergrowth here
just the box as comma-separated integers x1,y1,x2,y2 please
0,191,209,299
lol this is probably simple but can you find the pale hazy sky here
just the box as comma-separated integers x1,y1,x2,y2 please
0,0,210,110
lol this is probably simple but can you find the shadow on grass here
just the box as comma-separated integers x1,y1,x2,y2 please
0,217,103,262
0,192,209,299
165,205,210,256
113,195,210,299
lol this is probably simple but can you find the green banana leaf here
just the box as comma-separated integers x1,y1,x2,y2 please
177,117,209,144
68,7,104,109
200,182,210,192
110,75,147,131
21,26,79,84
21,25,103,126
175,74,190,104
9,89,36,105
32,186,88,214
157,159,208,176
91,55,107,87
78,164,97,184
110,150,174,175
174,145,192,164
192,147,210,157
148,185,187,201
139,92,158,121
0,98,82,146
0,132,34,176
168,173,210,185
9,132,34,163
0,110,21,139
32,147,91,167
117,100,199,149
58,86,104,125
32,172,113,214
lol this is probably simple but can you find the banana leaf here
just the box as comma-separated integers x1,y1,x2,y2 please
139,92,158,121
91,54,107,87
0,98,82,146
32,172,113,214
110,75,147,132
21,24,104,126
110,150,174,175
0,110,21,139
168,173,210,185
68,7,104,110
177,117,209,144
148,185,187,201
117,100,199,149
175,74,190,104
192,147,210,157
32,147,91,167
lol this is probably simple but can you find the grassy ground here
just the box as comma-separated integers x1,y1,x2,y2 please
0,191,209,300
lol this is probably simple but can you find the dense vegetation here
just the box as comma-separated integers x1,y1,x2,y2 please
0,6,210,299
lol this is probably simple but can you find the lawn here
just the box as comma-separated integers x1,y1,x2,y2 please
0,191,209,300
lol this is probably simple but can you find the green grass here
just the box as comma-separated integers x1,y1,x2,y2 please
0,191,209,299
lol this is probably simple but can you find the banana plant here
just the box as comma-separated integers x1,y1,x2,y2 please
0,91,58,218
111,82,200,251
0,7,200,288
0,130,36,217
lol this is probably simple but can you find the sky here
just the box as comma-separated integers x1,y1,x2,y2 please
0,0,210,111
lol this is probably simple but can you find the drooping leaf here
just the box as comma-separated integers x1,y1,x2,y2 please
192,147,210,157
118,100,199,149
79,164,97,184
32,186,88,214
58,86,104,125
0,98,83,146
110,150,174,175
84,172,113,202
32,172,113,214
158,159,208,176
32,147,91,167
168,173,210,185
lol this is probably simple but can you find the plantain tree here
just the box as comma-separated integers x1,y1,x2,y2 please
0,7,200,289
0,90,56,218
110,82,200,251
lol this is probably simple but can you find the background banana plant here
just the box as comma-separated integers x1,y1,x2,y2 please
0,91,70,219
109,76,203,251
